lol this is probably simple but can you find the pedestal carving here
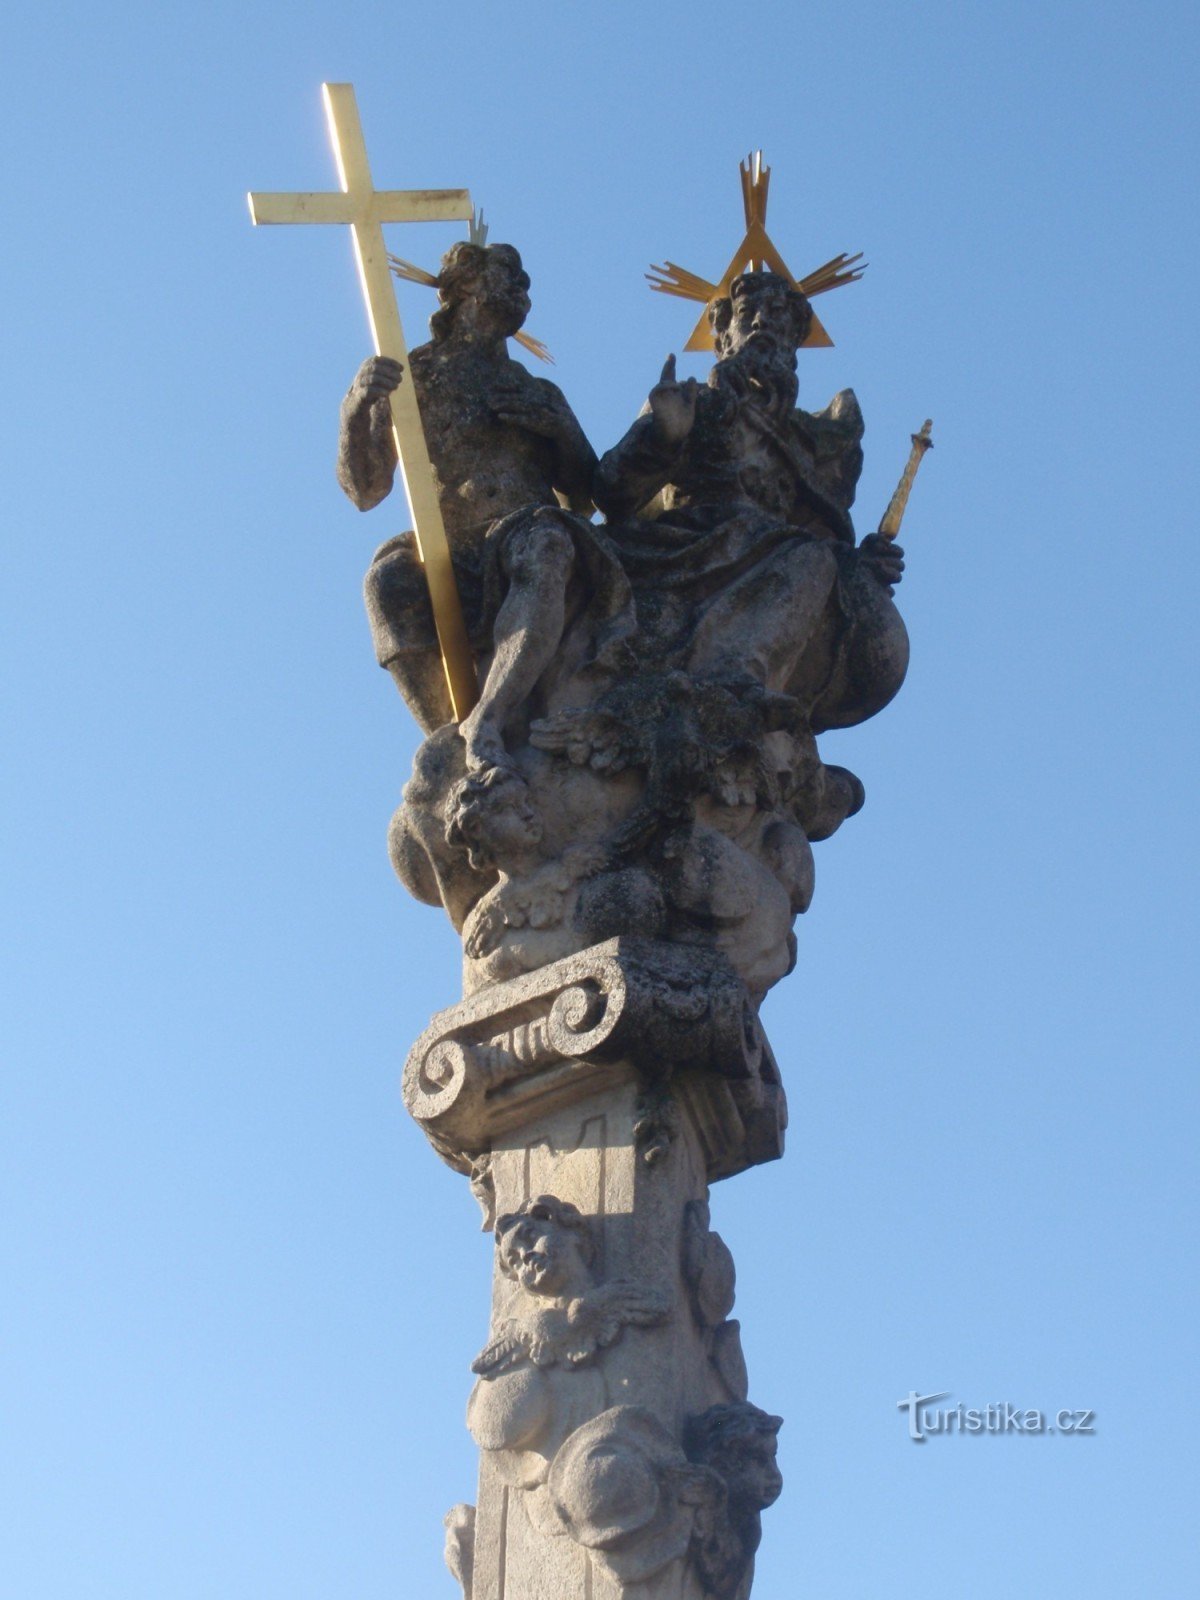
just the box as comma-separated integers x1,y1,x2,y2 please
318,170,925,1595
405,937,786,1191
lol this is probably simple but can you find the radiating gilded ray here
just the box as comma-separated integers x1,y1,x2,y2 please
513,330,554,364
388,253,441,287
739,151,770,227
649,153,865,350
798,251,867,296
646,261,719,302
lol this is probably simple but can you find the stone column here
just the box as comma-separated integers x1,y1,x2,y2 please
310,188,919,1598
406,938,787,1599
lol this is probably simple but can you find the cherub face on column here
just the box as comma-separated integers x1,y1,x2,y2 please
494,1194,594,1302
475,1195,669,1373
467,1196,670,1486
685,1402,784,1600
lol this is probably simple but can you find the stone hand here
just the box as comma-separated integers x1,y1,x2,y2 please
857,533,905,593
563,842,608,880
350,355,404,404
489,386,570,441
648,354,698,446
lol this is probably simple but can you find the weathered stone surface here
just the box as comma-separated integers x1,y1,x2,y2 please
454,1074,777,1600
336,237,915,1596
339,242,598,739
403,936,786,1187
344,255,907,1009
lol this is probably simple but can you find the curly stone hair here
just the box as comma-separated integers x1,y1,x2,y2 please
430,241,530,342
443,766,536,873
494,1194,596,1280
684,1402,784,1474
707,269,813,358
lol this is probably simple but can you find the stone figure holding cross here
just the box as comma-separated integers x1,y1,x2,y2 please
337,239,630,770
375,261,913,1007
253,101,934,1600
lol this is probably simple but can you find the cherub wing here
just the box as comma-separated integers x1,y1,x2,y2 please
564,1281,673,1361
606,1280,672,1330
471,1320,534,1377
528,708,630,773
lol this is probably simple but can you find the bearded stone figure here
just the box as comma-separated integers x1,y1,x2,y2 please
329,180,923,1599
346,251,908,1007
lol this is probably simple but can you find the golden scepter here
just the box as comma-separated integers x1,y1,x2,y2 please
878,419,933,539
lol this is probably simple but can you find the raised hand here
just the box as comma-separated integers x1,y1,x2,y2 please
337,357,402,510
648,354,698,446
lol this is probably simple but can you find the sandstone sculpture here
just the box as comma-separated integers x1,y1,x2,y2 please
333,173,923,1599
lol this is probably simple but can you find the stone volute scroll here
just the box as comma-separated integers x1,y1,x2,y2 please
252,97,932,1597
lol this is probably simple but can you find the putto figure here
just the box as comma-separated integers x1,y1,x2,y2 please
444,767,607,980
465,1196,670,1494
472,1195,669,1378
685,1403,784,1600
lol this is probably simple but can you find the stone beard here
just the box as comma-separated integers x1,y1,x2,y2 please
710,334,801,414
336,249,913,1599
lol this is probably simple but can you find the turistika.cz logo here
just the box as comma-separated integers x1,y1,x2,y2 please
897,1392,1096,1442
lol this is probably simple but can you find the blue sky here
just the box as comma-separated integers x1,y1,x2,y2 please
3,1,1197,1595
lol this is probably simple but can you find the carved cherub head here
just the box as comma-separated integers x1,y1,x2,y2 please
431,241,532,342
709,270,813,361
684,1402,784,1514
495,1195,596,1299
445,767,544,873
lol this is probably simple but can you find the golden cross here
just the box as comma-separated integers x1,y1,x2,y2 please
248,82,479,720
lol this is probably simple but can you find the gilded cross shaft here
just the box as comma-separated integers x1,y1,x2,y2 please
249,83,479,719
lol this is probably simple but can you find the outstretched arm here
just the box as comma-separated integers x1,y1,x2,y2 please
336,356,402,511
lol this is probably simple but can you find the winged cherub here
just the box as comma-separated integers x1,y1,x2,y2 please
443,767,607,976
472,1196,669,1376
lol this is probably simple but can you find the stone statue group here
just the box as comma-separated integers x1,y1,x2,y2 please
337,239,909,1008
247,99,927,1596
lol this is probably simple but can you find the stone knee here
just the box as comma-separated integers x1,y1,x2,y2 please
500,515,575,591
694,537,841,688
363,531,436,666
784,536,839,589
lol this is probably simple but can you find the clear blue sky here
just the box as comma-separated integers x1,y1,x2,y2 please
3,2,1197,1596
